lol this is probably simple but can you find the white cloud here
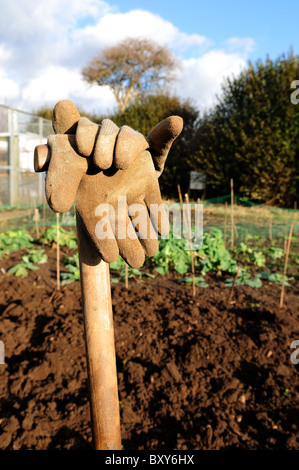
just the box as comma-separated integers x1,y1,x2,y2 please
0,69,20,104
68,9,209,70
0,0,111,40
175,50,247,111
0,0,112,74
72,9,207,50
20,65,116,114
0,1,255,116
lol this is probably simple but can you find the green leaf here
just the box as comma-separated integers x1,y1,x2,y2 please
269,247,284,259
110,257,125,270
225,268,262,288
249,251,266,267
259,271,290,286
174,260,189,274
246,277,263,288
178,276,209,288
8,264,29,277
155,266,167,275
39,226,77,248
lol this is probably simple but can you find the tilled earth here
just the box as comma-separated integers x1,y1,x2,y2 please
0,246,298,450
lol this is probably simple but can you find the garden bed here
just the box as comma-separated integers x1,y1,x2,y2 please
0,245,298,450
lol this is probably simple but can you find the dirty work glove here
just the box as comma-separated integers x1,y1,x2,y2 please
45,100,183,268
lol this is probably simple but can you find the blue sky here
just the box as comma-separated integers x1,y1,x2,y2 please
112,0,297,60
0,0,297,115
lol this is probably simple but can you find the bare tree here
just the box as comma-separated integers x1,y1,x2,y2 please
82,37,179,114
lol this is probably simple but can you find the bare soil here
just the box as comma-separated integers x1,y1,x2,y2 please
0,246,298,450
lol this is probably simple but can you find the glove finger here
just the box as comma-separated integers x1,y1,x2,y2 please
46,135,88,213
52,100,81,135
93,119,119,170
76,203,120,264
117,237,145,268
144,179,170,237
113,202,145,268
76,117,99,157
128,202,159,257
147,116,183,176
114,125,148,170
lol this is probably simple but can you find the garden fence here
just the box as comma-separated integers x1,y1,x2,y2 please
0,104,52,206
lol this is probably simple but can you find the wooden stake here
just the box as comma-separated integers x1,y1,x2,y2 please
269,215,272,241
185,193,196,297
196,198,201,243
56,213,60,291
34,207,40,239
224,201,228,248
43,197,46,231
230,179,234,248
125,263,129,289
227,265,241,307
177,184,183,204
76,213,122,450
280,223,294,308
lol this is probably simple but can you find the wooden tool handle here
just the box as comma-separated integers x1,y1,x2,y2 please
34,144,51,172
76,213,122,450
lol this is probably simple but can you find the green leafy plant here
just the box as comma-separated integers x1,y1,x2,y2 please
177,275,209,288
110,257,155,282
0,230,33,258
249,251,266,267
268,247,284,259
22,248,48,265
259,271,290,286
237,241,253,254
7,248,47,277
7,263,38,277
149,228,239,281
39,226,77,249
225,268,262,288
196,228,237,274
236,241,266,266
152,231,190,275
283,388,291,397
61,253,80,285
110,257,125,271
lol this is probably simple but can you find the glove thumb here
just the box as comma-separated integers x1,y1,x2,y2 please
146,116,183,176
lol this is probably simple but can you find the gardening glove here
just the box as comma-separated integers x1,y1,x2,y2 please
44,100,183,268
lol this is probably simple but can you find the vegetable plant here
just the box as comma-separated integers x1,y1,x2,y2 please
225,268,262,288
249,251,266,267
61,253,80,285
0,230,33,258
39,226,77,249
177,275,209,288
110,257,155,282
268,247,284,259
7,248,47,277
259,271,291,286
196,228,237,274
